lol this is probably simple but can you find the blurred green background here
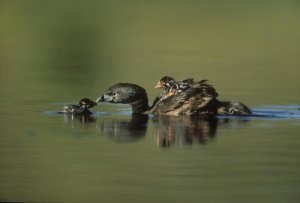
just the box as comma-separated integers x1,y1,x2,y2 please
1,0,299,105
0,1,300,203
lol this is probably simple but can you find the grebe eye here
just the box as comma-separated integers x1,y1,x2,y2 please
108,92,117,96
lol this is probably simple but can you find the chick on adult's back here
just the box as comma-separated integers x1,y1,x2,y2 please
97,83,219,115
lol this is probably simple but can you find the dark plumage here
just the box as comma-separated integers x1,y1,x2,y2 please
178,78,195,92
154,76,176,99
168,79,218,97
96,83,149,114
152,80,219,115
152,76,177,109
154,77,250,115
155,77,212,96
97,82,251,116
155,76,176,90
216,100,252,116
61,98,97,114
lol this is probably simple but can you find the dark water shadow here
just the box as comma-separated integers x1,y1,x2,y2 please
96,113,249,146
62,113,96,123
152,115,220,147
95,105,300,147
97,114,149,142
45,111,97,123
44,105,300,145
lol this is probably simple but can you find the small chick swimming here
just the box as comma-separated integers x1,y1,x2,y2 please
61,98,97,114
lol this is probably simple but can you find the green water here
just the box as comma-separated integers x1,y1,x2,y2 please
1,1,300,202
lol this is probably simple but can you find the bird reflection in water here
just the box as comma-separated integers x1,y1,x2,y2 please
63,113,96,123
98,114,148,142
98,114,249,146
152,115,218,147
